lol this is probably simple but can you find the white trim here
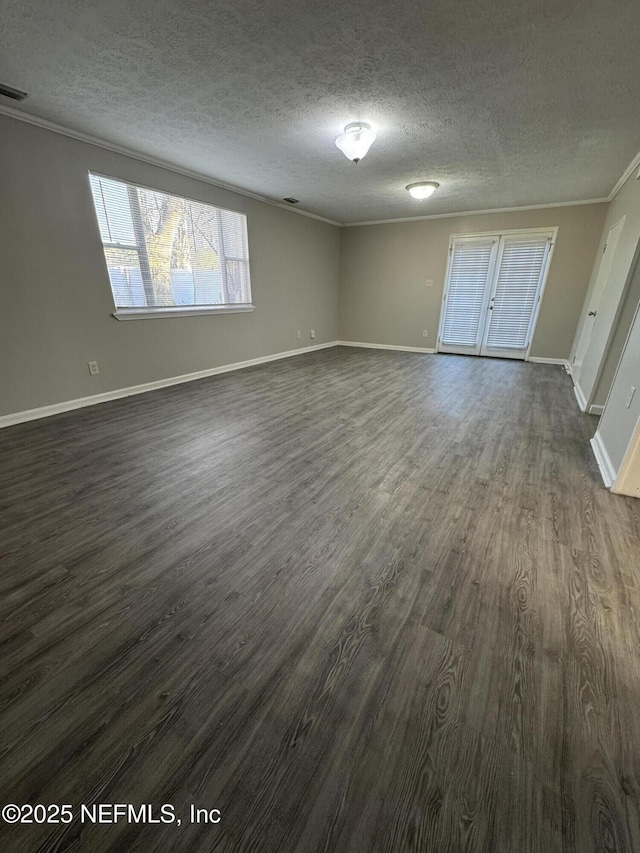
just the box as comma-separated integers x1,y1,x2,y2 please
1,102,635,225
524,232,557,361
0,342,338,429
573,380,588,411
0,104,341,227
596,290,640,427
590,431,616,488
436,228,557,361
449,226,558,240
612,415,640,497
436,234,500,356
337,341,436,354
588,404,604,415
113,305,255,320
570,215,629,411
528,357,571,368
334,343,571,362
608,148,640,201
343,199,609,228
4,103,636,227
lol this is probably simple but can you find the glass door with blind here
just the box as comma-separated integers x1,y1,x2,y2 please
438,236,500,356
438,231,554,360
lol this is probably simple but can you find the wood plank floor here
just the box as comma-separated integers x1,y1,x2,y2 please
1,347,640,852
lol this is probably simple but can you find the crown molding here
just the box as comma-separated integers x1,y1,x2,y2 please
608,148,640,201
0,104,342,227
343,197,610,227
1,102,637,227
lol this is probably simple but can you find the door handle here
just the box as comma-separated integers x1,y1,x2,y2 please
588,311,597,316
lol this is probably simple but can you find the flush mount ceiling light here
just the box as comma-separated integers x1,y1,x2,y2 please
406,181,439,199
335,122,376,164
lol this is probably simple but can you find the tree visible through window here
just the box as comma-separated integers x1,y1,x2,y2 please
89,174,252,311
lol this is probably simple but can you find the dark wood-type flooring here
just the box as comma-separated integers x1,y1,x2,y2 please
2,347,640,852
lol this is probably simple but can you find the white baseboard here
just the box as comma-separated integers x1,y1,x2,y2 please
338,340,436,354
573,379,588,412
528,357,571,369
0,341,339,429
590,431,616,488
341,345,573,361
588,404,604,416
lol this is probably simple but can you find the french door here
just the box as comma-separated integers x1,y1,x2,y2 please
437,231,554,359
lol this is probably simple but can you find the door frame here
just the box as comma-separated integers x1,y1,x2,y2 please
571,217,636,412
572,217,626,373
436,234,501,356
436,227,558,360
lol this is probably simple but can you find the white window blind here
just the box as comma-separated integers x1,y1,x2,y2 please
485,237,549,349
440,239,496,347
89,174,252,312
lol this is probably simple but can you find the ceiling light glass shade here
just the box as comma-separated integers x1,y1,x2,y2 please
406,181,439,199
335,123,376,163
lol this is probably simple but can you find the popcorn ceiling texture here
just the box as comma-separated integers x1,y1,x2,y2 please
2,0,639,223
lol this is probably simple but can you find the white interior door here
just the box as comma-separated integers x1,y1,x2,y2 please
480,235,553,360
572,217,625,405
438,231,553,359
438,237,499,355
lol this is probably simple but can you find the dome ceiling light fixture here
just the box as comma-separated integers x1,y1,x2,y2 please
335,122,376,164
406,181,440,200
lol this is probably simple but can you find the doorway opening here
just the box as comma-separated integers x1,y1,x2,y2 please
437,229,556,360
571,217,629,412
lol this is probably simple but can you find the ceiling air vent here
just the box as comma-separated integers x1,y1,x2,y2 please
0,83,28,102
283,197,299,204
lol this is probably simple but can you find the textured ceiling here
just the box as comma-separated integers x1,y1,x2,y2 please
1,0,640,223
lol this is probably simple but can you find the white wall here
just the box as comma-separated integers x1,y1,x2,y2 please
612,416,640,498
0,114,341,417
570,166,640,406
594,255,640,475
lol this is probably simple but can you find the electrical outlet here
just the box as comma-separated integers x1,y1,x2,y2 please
88,361,100,376
296,330,301,339
422,330,428,338
425,279,433,287
310,330,316,339
626,386,636,408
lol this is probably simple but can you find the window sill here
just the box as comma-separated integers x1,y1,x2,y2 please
113,305,255,321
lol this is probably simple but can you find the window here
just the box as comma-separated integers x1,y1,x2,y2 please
89,174,253,318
